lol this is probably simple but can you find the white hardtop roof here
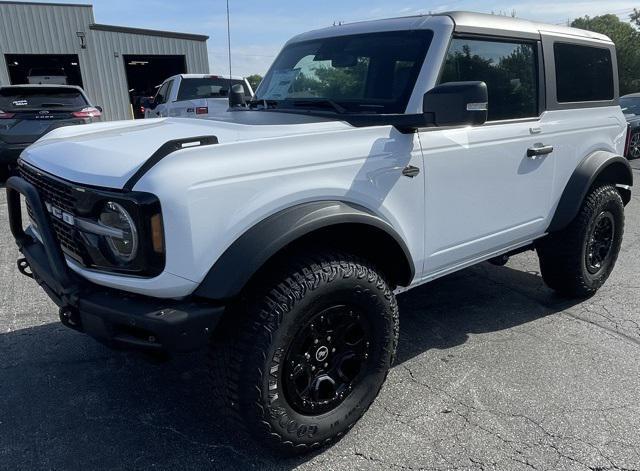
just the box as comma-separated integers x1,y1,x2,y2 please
289,11,612,44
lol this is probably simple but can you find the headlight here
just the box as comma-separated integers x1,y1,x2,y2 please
98,201,139,263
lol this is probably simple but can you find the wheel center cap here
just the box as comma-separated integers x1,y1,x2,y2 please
315,346,329,362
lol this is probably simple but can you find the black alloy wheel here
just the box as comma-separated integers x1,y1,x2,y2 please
283,305,371,415
585,211,615,275
629,131,640,160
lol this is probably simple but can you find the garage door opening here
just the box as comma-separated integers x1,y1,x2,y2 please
123,54,186,118
5,54,83,87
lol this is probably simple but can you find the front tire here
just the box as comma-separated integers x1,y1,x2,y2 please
537,184,624,297
209,252,398,454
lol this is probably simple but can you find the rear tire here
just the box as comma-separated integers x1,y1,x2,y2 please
537,184,624,298
208,251,398,454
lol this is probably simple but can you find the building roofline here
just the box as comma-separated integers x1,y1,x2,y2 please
0,1,92,7
90,23,209,42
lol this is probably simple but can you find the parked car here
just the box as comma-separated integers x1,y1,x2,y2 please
621,93,640,159
26,67,68,85
5,12,633,454
0,85,101,172
144,74,254,119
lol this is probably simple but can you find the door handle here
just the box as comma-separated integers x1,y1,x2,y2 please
402,165,420,178
527,144,554,159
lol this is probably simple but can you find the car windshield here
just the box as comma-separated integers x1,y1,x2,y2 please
255,30,433,114
0,87,87,110
177,77,251,100
621,97,640,116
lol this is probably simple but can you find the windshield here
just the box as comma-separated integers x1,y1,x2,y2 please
177,77,251,100
621,97,640,116
0,87,87,111
255,30,433,114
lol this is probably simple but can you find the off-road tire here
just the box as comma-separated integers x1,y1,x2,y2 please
208,251,399,454
537,184,624,298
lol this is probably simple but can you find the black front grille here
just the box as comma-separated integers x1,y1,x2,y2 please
19,163,84,262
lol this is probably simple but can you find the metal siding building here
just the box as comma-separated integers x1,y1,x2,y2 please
0,1,209,120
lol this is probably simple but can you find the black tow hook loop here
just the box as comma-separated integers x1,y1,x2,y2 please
59,307,81,328
17,257,33,279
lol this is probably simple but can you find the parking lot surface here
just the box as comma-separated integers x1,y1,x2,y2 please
1,160,640,471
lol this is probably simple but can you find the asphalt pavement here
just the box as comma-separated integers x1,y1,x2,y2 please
1,161,640,470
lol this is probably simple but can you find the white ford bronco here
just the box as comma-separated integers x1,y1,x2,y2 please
6,12,633,453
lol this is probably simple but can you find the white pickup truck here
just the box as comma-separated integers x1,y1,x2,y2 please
6,11,633,455
144,74,254,119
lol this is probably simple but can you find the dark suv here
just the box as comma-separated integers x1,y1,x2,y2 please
621,93,640,159
0,85,102,175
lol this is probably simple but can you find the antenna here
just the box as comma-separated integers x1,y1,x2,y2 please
226,0,232,80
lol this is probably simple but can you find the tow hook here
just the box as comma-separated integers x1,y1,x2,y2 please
17,257,33,279
59,306,82,330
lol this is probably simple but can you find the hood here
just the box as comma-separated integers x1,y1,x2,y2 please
21,112,351,188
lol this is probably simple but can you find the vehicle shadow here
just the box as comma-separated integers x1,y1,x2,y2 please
0,262,581,470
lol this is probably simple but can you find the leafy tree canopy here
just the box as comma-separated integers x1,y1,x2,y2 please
246,74,263,91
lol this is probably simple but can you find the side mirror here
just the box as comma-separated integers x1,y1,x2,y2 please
423,81,488,127
148,98,157,110
95,105,103,113
229,84,246,108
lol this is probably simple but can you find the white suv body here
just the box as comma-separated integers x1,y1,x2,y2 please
6,11,633,453
144,74,254,120
18,14,628,298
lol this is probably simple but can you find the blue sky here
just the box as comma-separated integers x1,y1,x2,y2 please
19,0,640,76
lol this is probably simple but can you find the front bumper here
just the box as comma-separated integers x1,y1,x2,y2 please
6,176,225,353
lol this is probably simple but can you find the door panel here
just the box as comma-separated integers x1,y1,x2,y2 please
420,36,554,274
420,121,555,273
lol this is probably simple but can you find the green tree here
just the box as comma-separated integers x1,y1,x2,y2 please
632,9,640,28
246,74,263,91
571,14,640,94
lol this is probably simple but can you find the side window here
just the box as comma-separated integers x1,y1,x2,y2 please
440,38,539,121
155,82,169,104
554,43,613,103
165,80,175,102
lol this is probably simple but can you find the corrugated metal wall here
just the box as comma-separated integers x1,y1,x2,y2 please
0,2,95,86
0,2,210,121
87,28,209,120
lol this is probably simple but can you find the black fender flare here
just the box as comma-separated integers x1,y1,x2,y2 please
547,151,633,233
194,201,415,301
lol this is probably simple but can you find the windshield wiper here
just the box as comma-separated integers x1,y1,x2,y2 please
291,99,347,114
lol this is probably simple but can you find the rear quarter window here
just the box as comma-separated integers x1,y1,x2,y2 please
554,43,614,103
